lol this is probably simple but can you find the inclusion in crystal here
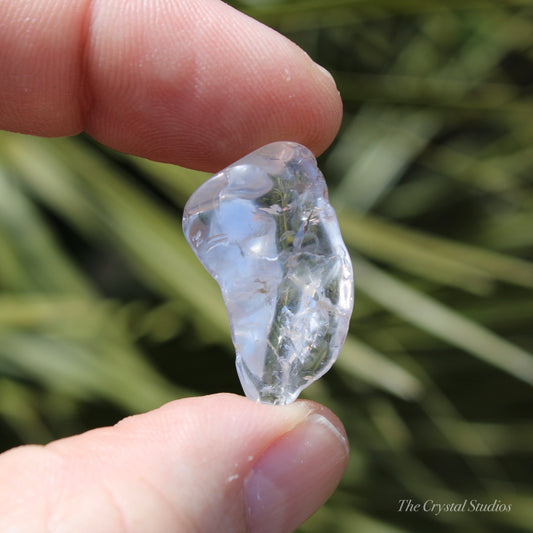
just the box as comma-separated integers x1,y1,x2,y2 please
182,142,354,405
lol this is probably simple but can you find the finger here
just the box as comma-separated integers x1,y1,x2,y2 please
0,393,349,533
0,0,342,171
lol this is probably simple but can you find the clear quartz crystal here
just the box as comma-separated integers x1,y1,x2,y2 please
183,142,354,405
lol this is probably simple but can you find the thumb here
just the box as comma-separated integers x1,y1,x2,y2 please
0,393,349,533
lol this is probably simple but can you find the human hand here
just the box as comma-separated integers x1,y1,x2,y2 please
1,394,348,532
0,1,347,532
0,0,342,172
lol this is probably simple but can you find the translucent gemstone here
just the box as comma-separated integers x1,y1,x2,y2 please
183,142,354,405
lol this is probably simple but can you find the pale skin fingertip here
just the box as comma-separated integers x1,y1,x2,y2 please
0,395,348,533
0,0,342,170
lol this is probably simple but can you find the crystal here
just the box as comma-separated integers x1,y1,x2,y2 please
183,142,354,405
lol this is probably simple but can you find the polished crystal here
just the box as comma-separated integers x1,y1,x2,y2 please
183,142,354,404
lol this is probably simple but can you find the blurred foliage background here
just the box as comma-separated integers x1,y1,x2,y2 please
1,0,533,531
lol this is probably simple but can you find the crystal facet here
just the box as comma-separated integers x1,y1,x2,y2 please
183,142,354,405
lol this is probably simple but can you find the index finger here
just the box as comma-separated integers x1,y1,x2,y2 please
0,0,342,171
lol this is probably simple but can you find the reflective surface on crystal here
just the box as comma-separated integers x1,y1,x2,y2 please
183,142,354,404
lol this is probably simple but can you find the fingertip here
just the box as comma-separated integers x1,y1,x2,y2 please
81,0,342,170
244,403,349,533
295,398,350,454
0,0,341,169
0,394,348,533
298,60,343,158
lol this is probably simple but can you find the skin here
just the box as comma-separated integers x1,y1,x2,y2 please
0,1,347,532
0,0,342,171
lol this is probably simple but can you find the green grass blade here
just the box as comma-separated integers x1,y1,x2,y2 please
355,255,533,385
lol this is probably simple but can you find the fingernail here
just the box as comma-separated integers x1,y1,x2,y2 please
244,412,349,533
313,62,336,84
